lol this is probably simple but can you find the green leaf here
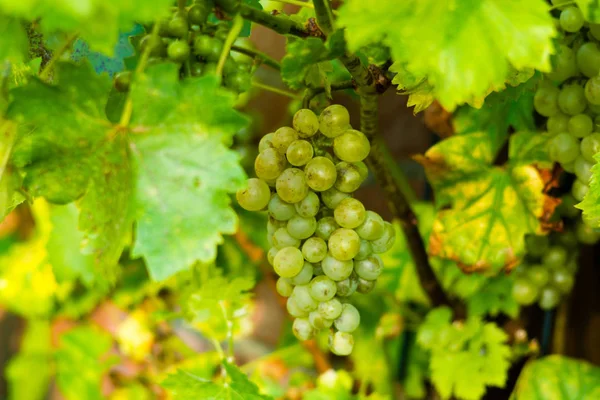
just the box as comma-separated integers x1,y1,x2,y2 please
0,122,24,219
0,14,29,63
338,0,555,110
576,1,600,23
577,153,600,227
511,355,600,399
389,62,435,113
466,274,519,318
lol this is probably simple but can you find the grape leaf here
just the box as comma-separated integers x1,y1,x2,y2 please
0,14,29,63
511,355,600,399
465,274,519,318
577,153,600,228
0,122,24,219
417,307,511,400
576,1,600,23
337,0,555,110
389,62,435,113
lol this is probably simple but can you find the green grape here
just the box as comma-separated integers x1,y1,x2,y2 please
315,216,339,240
524,234,549,258
313,263,324,276
534,84,560,117
268,217,286,235
560,6,584,32
585,76,600,105
333,129,371,162
319,297,343,319
295,191,320,218
194,35,214,58
329,331,354,356
334,162,364,193
292,284,318,312
201,62,218,76
287,297,307,318
556,230,578,249
322,254,354,281
334,304,360,333
354,161,369,181
276,168,309,203
355,210,385,240
575,220,600,244
272,227,301,249
574,156,594,182
558,84,587,115
236,178,271,211
547,44,578,83
255,148,286,180
562,161,575,173
167,41,190,62
568,114,593,138
188,2,211,24
190,62,204,77
321,187,352,209
258,132,274,153
371,222,396,254
542,246,568,269
576,42,600,78
268,194,296,221
274,247,305,278
591,24,600,40
333,198,366,229
527,264,550,287
290,262,314,285
292,317,314,340
547,113,569,135
309,310,333,330
552,269,575,293
354,239,373,260
276,277,293,297
357,277,376,294
114,71,131,92
328,228,361,261
319,104,351,138
139,34,165,57
512,277,539,305
226,71,252,92
539,287,561,310
272,127,299,154
287,215,317,239
293,109,320,138
305,156,337,192
309,275,337,301
302,237,328,263
168,15,188,38
572,179,589,201
580,133,600,163
286,140,314,166
548,133,580,164
354,255,383,280
336,273,358,297
267,247,278,265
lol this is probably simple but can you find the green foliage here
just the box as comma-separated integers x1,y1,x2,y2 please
577,153,600,227
0,15,29,63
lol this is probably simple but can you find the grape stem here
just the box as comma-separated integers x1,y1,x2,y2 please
302,79,355,108
252,81,301,99
230,45,281,70
216,14,244,79
238,4,312,37
311,0,334,35
38,32,79,82
273,0,315,8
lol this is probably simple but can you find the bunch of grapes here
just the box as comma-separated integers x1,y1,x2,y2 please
113,0,253,94
236,105,395,356
534,3,600,227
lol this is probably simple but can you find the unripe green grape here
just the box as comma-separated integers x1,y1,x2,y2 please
168,15,188,38
319,104,351,138
568,114,593,138
571,179,589,201
322,254,354,281
267,247,278,265
194,35,214,58
552,270,575,294
167,40,190,62
354,239,373,260
334,304,360,333
329,331,354,356
274,247,305,278
272,127,299,154
226,71,252,92
547,44,578,83
524,235,549,258
558,84,587,115
290,262,314,285
548,133,580,164
302,237,328,263
539,287,561,310
276,168,309,203
294,191,320,217
272,228,301,249
258,133,274,152
512,277,539,305
333,198,366,229
560,6,584,32
293,108,319,138
276,277,294,297
139,34,165,57
576,42,600,78
557,230,578,249
321,187,351,209
371,222,396,253
305,156,337,191
292,317,314,340
309,310,333,330
354,161,369,181
333,129,370,162
188,2,211,25
201,62,218,76
574,156,594,182
354,255,383,281
585,76,600,105
268,217,286,235
547,113,569,135
334,162,364,193
268,194,296,221
315,216,339,240
190,62,204,77
527,265,550,287
309,275,337,301
286,140,314,166
534,84,560,117
291,284,318,312
542,246,568,269
357,277,376,294
336,273,358,297
354,210,385,240
287,215,317,239
114,71,131,92
575,220,600,244
328,228,361,261
319,297,343,319
255,148,286,180
313,263,324,276
236,178,271,211
581,133,600,163
562,161,575,173
287,297,308,318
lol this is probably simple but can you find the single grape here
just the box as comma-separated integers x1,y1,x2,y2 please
139,34,165,57
547,44,578,83
286,140,314,166
309,275,337,301
542,246,568,269
571,179,589,202
575,220,600,244
302,237,328,263
114,71,131,92
547,113,569,135
319,104,351,138
548,133,580,164
354,239,373,260
276,168,309,203
315,216,339,240
322,254,354,281
309,310,333,330
272,127,299,154
268,194,296,221
276,277,294,297
576,42,600,78
287,297,308,318
333,129,371,162
319,297,343,319
236,178,271,211
334,162,364,193
272,227,301,249
291,284,318,312
328,228,361,261
560,6,584,32
585,76,600,105
556,230,579,249
354,161,369,181
290,262,314,285
287,215,317,240
568,114,593,138
190,62,204,77
333,198,366,229
255,148,286,180
294,191,320,217
336,273,358,297
167,40,190,62
524,234,549,258
371,222,396,253
293,109,320,138
188,2,211,25
258,133,274,153
267,247,278,265
539,287,561,310
274,247,305,278
354,210,385,240
305,156,337,191
357,277,376,294
558,84,587,115
329,331,354,356
580,133,600,163
354,255,383,281
527,264,550,287
574,156,594,182
226,71,252,92
562,161,575,173
512,277,539,305
292,317,314,340
552,269,575,294
321,187,352,209
534,84,560,117
334,303,360,333
168,15,188,38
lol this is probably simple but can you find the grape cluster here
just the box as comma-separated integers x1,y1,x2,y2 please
534,3,600,227
113,0,252,93
236,105,395,356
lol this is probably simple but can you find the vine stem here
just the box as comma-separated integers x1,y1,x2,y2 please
38,32,79,82
219,301,236,362
312,0,335,35
273,0,314,8
238,4,311,37
230,45,281,70
252,81,301,99
302,79,355,108
217,14,244,79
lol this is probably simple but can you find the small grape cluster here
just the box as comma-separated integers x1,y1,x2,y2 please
534,3,600,227
113,0,252,93
236,105,395,356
